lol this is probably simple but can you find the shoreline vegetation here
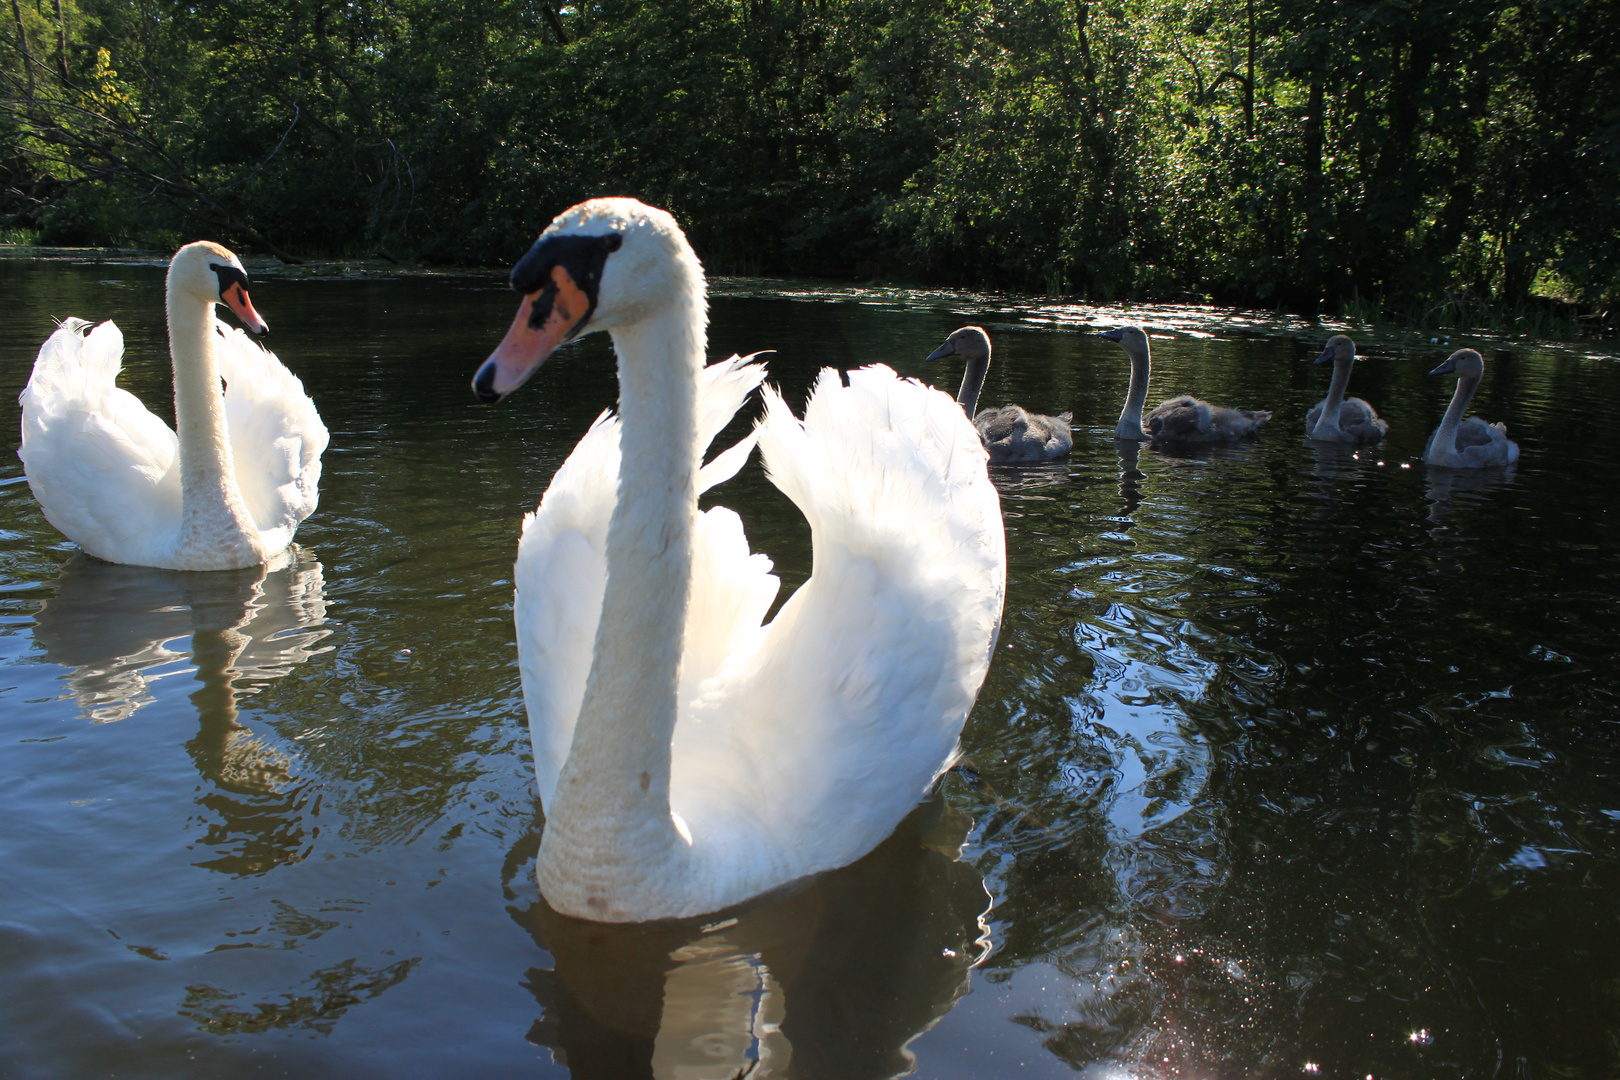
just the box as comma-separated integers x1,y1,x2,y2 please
3,2,1614,343
7,241,1610,360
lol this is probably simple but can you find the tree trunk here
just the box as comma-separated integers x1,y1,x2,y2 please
10,0,35,100
540,0,568,45
1244,0,1255,137
1303,76,1325,298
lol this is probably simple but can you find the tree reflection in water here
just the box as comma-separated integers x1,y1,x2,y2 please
511,796,992,1080
31,549,331,874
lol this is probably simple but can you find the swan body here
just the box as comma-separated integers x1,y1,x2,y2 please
1304,334,1387,442
1100,325,1271,442
925,326,1072,462
1423,348,1519,468
474,198,1005,923
18,243,325,570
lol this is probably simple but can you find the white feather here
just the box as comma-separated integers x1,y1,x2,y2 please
216,321,328,553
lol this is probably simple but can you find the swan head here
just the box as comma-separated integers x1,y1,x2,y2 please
1430,348,1483,379
1097,324,1149,359
1314,334,1355,365
474,198,701,403
925,326,991,365
169,242,268,334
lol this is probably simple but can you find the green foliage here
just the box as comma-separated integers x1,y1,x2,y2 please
1,0,1615,321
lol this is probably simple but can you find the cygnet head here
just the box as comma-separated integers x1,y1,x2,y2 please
474,198,702,403
168,241,267,334
1314,334,1355,365
925,325,991,365
1429,348,1484,380
1098,324,1150,359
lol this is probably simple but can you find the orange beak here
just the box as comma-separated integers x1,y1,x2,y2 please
473,264,591,402
222,282,268,335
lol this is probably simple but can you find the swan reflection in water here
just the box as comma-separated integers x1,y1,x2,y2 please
1116,439,1145,516
1425,464,1516,575
513,796,991,1080
31,549,331,871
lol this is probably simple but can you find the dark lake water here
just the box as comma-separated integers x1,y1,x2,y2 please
2,253,1618,1079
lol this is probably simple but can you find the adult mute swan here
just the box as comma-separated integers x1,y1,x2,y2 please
924,326,1072,462
18,242,326,570
1100,325,1270,441
472,198,1005,923
1305,334,1388,442
1423,348,1519,468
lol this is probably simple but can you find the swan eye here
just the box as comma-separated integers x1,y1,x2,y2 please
510,233,622,337
208,261,268,334
209,262,250,300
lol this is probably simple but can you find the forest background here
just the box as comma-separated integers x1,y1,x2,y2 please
2,0,1616,322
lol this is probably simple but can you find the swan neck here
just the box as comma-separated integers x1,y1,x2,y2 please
538,288,705,919
956,348,989,416
1117,349,1150,436
1434,374,1478,452
1312,356,1353,435
167,278,261,566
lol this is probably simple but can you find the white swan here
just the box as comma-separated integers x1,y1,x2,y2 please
1423,348,1519,468
1100,325,1271,442
472,198,1005,923
1305,334,1388,442
924,325,1072,462
18,242,327,570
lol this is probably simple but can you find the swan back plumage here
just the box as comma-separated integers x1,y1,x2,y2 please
974,405,1074,462
1146,394,1270,442
19,319,182,563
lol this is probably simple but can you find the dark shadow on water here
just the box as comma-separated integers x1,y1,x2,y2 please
509,796,991,1080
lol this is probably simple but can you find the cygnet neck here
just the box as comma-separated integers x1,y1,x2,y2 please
1116,342,1151,439
1432,372,1480,455
955,341,991,416
1311,356,1354,437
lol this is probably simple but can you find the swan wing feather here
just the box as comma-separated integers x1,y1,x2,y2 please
1455,417,1520,466
18,320,182,562
673,365,1003,884
215,320,328,554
